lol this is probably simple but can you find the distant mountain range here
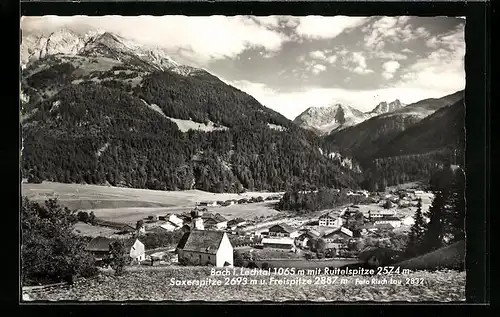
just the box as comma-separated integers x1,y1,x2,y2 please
20,28,465,192
20,29,362,193
323,90,464,163
293,99,405,136
293,104,371,136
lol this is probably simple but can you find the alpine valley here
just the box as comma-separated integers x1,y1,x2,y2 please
20,29,465,193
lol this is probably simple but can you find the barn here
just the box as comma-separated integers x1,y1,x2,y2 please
176,230,233,267
268,223,300,238
85,236,112,262
262,237,296,251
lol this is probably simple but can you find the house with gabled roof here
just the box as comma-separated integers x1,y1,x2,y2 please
268,223,300,238
85,236,113,262
176,230,233,267
129,239,146,263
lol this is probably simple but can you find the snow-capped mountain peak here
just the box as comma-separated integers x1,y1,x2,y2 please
21,29,181,72
368,99,405,115
293,103,370,135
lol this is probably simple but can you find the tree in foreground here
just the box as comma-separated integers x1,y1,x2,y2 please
21,197,98,285
405,198,426,257
108,240,128,276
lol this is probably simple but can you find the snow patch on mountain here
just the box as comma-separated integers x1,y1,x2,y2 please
167,117,229,133
267,123,287,131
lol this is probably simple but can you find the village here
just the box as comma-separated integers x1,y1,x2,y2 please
81,186,433,269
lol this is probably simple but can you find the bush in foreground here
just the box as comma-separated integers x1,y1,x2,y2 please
21,197,98,285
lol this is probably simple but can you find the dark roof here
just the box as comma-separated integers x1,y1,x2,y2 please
86,236,112,252
269,223,296,233
227,218,245,226
323,229,351,239
379,216,401,221
176,230,227,255
319,212,337,219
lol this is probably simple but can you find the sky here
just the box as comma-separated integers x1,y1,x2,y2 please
21,15,465,120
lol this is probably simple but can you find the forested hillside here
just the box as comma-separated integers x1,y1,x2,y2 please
356,99,465,189
21,46,362,192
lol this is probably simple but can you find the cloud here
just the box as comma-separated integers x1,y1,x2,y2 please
312,64,327,74
343,52,373,75
295,16,368,40
362,16,429,51
372,51,408,60
399,23,465,91
21,15,291,66
228,79,461,120
308,50,338,64
309,50,327,60
382,61,401,80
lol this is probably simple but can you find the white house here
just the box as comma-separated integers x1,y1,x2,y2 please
176,230,233,267
268,223,300,238
323,227,353,243
368,210,397,220
262,237,296,251
318,212,343,227
129,239,146,263
373,217,402,228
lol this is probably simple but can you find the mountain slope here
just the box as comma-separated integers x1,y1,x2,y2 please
293,104,371,135
323,90,464,164
375,99,464,159
21,29,362,192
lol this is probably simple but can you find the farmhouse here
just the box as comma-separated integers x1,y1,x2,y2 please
323,227,353,244
227,218,247,230
160,214,183,227
203,213,228,230
268,223,300,238
368,210,397,220
359,224,378,235
318,212,343,227
176,230,233,267
85,236,112,261
158,221,181,232
373,216,402,228
198,201,218,207
262,237,296,251
129,239,146,263
295,230,321,248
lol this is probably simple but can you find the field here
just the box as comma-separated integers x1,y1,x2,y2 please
22,182,283,225
72,222,120,237
22,266,465,302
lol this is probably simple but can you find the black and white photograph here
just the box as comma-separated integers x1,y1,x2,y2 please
20,15,466,302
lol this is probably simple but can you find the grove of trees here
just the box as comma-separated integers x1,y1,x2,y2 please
405,164,465,257
21,197,98,285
